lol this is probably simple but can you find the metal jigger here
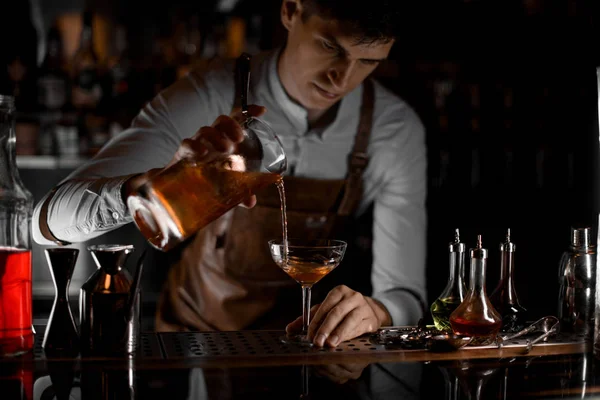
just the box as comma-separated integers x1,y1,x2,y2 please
42,248,80,356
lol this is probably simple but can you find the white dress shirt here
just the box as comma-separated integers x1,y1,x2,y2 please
32,48,428,326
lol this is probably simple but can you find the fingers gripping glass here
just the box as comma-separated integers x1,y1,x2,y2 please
269,239,347,346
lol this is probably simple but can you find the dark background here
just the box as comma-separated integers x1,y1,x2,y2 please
2,0,600,326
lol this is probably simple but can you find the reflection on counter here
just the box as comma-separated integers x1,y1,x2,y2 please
22,359,426,400
0,352,594,399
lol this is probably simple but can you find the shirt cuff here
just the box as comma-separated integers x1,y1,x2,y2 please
373,289,425,327
95,174,137,226
32,191,56,246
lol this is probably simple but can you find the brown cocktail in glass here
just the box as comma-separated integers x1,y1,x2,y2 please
269,238,347,346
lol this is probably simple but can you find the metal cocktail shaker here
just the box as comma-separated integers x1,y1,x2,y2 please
558,227,596,339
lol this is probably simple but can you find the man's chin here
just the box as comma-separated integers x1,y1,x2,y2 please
305,93,339,111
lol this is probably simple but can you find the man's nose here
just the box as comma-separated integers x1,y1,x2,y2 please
327,60,353,90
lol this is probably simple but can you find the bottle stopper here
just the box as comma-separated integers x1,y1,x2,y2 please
449,228,466,253
500,228,516,253
471,234,488,259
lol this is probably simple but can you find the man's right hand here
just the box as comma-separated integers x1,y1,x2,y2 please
121,104,267,208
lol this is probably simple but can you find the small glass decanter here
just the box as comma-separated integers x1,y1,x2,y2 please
489,229,527,333
431,228,467,331
450,235,502,343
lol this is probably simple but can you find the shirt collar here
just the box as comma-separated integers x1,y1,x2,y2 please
266,47,363,139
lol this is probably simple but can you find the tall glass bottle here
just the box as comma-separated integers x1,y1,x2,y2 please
71,9,102,111
37,22,69,113
71,9,107,157
489,229,527,333
450,235,501,342
106,24,132,132
0,95,35,356
431,228,467,331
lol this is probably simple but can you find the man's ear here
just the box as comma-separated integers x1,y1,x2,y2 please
281,0,303,32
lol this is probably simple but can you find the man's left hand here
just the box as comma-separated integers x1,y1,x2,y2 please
285,285,392,347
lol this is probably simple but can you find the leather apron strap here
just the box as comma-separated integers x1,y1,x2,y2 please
337,79,375,216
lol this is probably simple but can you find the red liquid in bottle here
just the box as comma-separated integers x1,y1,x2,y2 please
0,247,33,356
450,316,501,337
449,235,502,342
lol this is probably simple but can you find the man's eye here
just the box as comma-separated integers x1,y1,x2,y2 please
321,41,336,52
361,59,379,66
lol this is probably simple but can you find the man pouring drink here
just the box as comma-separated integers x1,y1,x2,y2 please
33,0,427,348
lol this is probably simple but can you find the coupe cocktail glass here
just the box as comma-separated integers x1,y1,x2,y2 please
269,239,347,346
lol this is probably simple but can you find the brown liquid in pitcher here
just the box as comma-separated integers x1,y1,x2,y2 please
130,160,282,252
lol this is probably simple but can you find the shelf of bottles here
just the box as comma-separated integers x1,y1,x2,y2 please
5,1,598,206
4,6,267,162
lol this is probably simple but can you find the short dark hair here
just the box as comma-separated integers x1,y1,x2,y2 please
300,0,403,44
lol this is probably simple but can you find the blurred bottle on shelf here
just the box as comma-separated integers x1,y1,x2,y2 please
53,115,79,157
107,25,130,104
70,9,110,156
151,17,179,97
71,10,102,112
173,13,204,78
37,20,71,156
106,23,133,137
38,22,70,114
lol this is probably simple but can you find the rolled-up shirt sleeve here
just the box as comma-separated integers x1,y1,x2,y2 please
32,60,235,245
32,175,137,245
366,101,428,327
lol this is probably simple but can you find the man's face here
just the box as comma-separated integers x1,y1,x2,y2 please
279,2,394,112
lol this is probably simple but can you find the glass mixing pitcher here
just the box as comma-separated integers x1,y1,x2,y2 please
127,54,287,252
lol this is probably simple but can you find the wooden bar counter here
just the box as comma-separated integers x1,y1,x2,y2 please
0,324,597,399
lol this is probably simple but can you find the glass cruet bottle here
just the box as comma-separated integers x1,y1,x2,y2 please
431,228,467,331
489,228,527,333
0,94,35,357
450,235,502,343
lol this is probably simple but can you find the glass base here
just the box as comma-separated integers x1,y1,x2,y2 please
0,333,34,357
280,334,314,347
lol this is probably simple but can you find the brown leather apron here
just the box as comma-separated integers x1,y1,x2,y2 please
155,79,375,332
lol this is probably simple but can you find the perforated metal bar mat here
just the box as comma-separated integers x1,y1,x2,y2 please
158,330,587,359
33,325,164,360
159,330,384,358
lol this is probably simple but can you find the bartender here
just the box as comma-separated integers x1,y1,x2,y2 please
32,0,427,348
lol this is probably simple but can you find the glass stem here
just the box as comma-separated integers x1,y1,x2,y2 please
301,285,312,336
